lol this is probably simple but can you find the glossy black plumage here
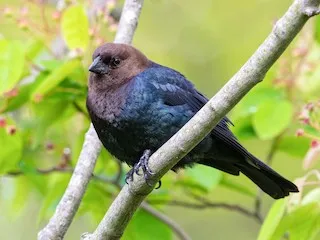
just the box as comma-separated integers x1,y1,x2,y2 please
86,43,299,199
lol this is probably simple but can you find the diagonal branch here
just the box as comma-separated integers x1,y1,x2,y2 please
82,1,320,239
37,0,145,239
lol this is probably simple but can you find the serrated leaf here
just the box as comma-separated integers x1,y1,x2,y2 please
277,136,310,158
257,198,286,240
0,126,23,173
253,100,293,140
31,60,80,100
185,165,222,190
123,209,172,240
272,203,320,240
0,40,25,94
61,5,89,51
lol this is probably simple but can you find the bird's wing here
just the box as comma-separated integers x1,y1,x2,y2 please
148,64,252,159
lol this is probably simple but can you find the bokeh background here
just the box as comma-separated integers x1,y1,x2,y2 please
1,0,320,239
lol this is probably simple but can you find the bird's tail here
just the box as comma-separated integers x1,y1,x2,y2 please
236,156,299,199
200,155,299,199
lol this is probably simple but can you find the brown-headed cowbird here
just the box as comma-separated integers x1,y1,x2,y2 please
86,43,299,199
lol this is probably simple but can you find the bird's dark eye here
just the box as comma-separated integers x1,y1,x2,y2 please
110,57,121,68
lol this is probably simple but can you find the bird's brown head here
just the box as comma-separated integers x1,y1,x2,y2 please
88,43,150,92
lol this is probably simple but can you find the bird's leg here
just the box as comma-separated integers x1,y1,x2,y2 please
139,149,154,177
125,161,141,184
125,149,161,188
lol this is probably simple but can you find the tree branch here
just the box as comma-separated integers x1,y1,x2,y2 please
82,1,320,239
38,126,102,240
37,0,145,239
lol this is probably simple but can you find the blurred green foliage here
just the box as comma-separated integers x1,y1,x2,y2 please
0,0,320,239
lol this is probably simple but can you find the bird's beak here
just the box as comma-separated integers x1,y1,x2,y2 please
89,56,108,74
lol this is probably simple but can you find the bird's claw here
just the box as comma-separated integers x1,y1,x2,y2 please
125,149,161,188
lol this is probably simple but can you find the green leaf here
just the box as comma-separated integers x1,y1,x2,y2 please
253,99,293,140
4,72,48,112
0,126,23,173
38,174,71,223
185,165,222,190
123,209,172,240
272,203,320,240
232,116,256,140
0,40,25,94
300,65,320,95
11,176,30,217
220,176,255,197
303,125,320,138
25,39,44,60
257,198,286,240
174,178,208,193
78,181,112,223
277,136,310,158
315,16,320,44
32,99,71,147
61,5,89,51
31,60,80,100
232,87,283,119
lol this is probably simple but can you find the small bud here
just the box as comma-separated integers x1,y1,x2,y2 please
301,118,310,125
46,142,55,151
18,19,29,31
63,147,71,156
292,47,308,57
0,117,6,128
296,129,304,137
311,140,320,148
4,88,19,98
20,6,28,16
3,7,13,18
95,37,104,47
34,93,43,103
88,28,95,37
305,102,314,111
52,11,61,21
6,125,16,135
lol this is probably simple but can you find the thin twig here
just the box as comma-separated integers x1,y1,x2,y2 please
141,202,192,240
148,199,263,223
5,166,117,186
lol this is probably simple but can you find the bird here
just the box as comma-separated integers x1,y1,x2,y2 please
86,43,299,199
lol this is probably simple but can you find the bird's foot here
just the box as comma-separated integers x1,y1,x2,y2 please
125,149,161,188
